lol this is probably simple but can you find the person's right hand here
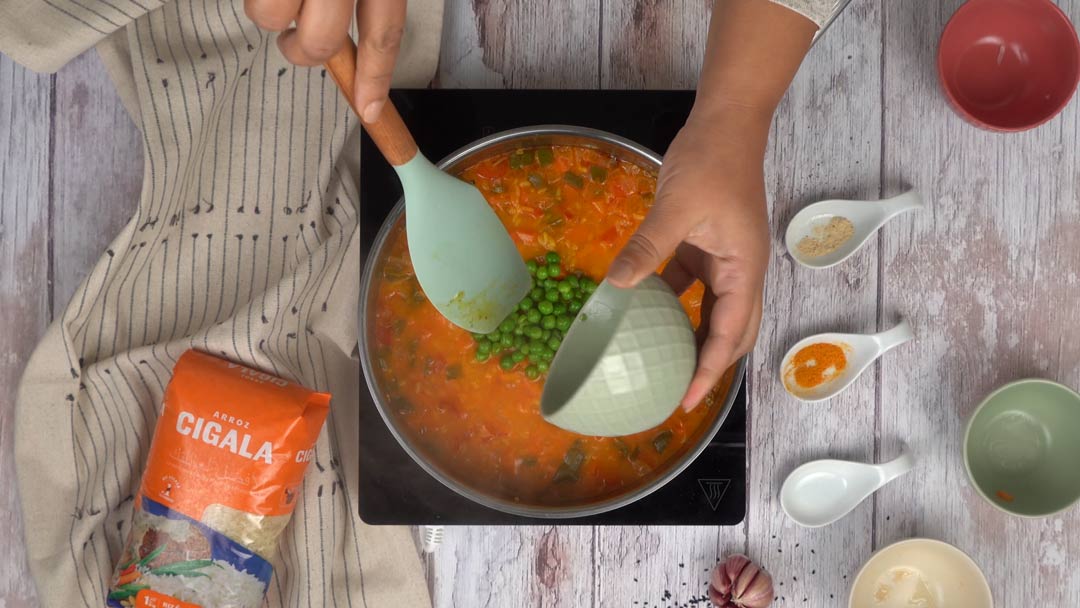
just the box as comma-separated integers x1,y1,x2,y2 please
245,0,405,123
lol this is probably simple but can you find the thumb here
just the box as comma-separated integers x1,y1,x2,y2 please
607,203,697,288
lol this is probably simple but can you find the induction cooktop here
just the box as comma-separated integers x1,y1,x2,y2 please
357,89,746,525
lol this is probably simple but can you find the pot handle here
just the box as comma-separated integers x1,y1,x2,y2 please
325,39,419,167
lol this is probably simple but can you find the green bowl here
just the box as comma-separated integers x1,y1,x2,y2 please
964,379,1080,517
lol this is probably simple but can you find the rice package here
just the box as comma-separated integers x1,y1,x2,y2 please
107,350,331,608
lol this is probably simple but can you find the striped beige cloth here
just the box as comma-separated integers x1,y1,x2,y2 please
2,0,837,605
1,0,441,606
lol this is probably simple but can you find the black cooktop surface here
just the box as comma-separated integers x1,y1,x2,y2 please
357,89,746,525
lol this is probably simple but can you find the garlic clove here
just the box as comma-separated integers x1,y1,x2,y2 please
709,554,775,608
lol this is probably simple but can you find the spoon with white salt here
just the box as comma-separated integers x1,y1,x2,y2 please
784,190,923,269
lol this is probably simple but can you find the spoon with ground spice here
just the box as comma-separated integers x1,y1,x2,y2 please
780,320,914,402
784,190,923,269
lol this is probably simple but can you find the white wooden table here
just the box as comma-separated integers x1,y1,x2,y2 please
4,1,1080,606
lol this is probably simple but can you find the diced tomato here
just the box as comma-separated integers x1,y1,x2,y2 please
609,173,638,197
514,229,537,245
474,160,508,180
600,227,619,243
375,322,393,346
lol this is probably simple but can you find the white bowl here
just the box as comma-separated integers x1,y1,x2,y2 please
540,275,695,437
849,538,992,608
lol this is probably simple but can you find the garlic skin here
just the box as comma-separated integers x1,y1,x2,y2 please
708,554,774,608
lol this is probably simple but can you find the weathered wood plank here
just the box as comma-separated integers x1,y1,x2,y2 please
0,53,50,608
880,1,1080,604
596,5,746,607
747,1,883,604
434,526,595,608
437,0,602,88
601,0,712,90
52,51,144,311
432,3,602,607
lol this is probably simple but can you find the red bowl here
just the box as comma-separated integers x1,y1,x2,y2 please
938,0,1080,131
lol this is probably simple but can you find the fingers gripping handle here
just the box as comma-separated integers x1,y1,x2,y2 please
325,39,418,166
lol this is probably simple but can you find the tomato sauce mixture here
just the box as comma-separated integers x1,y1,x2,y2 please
371,145,735,506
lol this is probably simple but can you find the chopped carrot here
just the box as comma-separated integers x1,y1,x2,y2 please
116,569,141,586
996,490,1015,502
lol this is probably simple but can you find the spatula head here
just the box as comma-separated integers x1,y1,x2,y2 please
395,154,531,334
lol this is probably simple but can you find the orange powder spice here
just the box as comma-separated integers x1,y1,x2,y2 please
791,342,847,389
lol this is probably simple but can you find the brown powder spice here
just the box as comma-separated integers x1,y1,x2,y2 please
797,216,855,258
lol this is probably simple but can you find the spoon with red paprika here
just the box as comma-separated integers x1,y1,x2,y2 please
780,320,914,402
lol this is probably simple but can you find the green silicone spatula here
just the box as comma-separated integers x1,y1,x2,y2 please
326,40,530,334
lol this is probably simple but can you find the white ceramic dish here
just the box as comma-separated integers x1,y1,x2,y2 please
785,190,923,269
541,274,695,437
849,538,993,608
781,320,914,402
781,452,915,527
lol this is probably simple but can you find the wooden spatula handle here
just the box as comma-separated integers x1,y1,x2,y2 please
325,39,418,166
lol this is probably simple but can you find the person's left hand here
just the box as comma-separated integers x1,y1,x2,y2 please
606,107,771,411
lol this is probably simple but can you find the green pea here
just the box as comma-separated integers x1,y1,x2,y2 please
542,329,552,341
514,325,525,336
538,301,554,315
518,297,534,311
567,275,580,289
536,266,549,280
528,351,545,363
525,309,541,324
471,332,486,342
512,350,526,363
547,263,561,277
520,343,532,355
561,290,573,301
542,316,557,330
537,361,550,373
486,332,502,342
569,299,583,313
556,316,572,332
547,337,561,351
514,334,526,347
557,282,572,295
580,278,597,293
545,290,560,303
552,302,567,316
543,278,557,289
526,365,540,380
525,260,538,275
499,318,515,333
527,326,543,339
500,356,515,370
546,251,561,265
476,350,490,362
477,342,491,355
500,333,513,347
531,287,544,301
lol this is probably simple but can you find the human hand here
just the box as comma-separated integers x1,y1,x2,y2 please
245,0,404,122
606,108,771,411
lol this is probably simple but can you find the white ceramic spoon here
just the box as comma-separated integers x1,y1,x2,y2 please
780,320,914,402
785,190,923,269
781,451,916,528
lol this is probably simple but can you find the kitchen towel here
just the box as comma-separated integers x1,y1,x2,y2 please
1,0,839,605
0,0,441,606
